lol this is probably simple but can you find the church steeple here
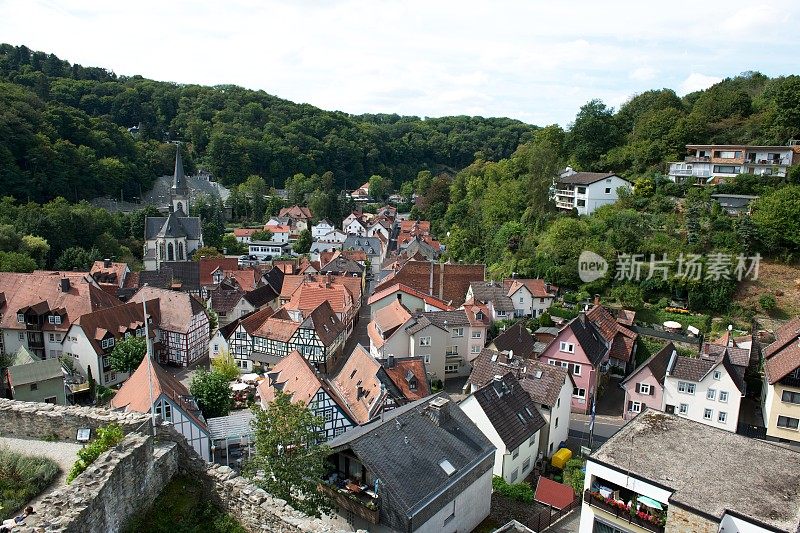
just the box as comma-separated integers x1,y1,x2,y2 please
171,143,189,215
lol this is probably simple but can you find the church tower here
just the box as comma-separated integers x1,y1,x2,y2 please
171,143,190,215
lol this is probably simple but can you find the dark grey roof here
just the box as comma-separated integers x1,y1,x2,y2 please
138,268,174,289
401,236,439,260
320,256,364,275
8,358,64,385
404,315,442,335
469,281,515,312
492,322,537,359
343,236,382,256
558,172,627,185
243,284,279,308
422,309,470,329
472,374,546,451
668,351,745,392
161,261,200,291
622,342,675,387
328,393,495,530
210,288,245,314
144,213,202,240
261,266,284,294
172,144,188,197
569,315,608,366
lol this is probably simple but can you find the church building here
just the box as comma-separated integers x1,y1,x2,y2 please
143,144,204,271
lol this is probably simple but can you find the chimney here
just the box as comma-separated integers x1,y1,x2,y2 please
438,263,444,300
325,273,332,288
104,258,112,268
429,260,434,296
593,294,600,306
427,397,450,426
578,312,586,325
396,293,402,303
60,278,71,292
357,385,364,399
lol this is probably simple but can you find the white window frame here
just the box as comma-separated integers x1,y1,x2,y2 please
678,381,696,394
639,383,651,395
679,403,688,415
419,336,431,347
471,344,480,354
572,387,586,399
719,390,729,403
17,313,24,323
471,331,482,339
718,411,727,423
423,354,431,364
630,401,642,413
706,388,716,400
703,408,713,420
559,341,575,354
451,327,464,338
571,363,582,376
713,370,722,380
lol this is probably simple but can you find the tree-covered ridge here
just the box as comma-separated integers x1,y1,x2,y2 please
0,43,536,202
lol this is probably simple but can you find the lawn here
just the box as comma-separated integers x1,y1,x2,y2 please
125,475,246,533
0,447,60,519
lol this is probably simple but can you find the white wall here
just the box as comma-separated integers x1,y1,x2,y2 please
582,177,630,215
662,366,741,432
719,512,775,533
413,467,493,533
61,325,129,387
546,380,572,457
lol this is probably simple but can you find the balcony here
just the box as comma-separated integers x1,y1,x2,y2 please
584,489,665,533
555,189,575,197
670,168,711,177
684,156,710,163
319,482,379,524
555,199,575,210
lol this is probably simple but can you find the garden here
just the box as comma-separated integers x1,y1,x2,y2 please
0,447,59,520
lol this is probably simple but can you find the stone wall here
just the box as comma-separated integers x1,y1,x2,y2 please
17,433,178,533
665,505,719,533
0,398,152,441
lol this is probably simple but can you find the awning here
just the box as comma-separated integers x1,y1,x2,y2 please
638,496,664,510
230,382,248,392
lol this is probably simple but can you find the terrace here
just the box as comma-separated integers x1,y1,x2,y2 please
583,478,667,533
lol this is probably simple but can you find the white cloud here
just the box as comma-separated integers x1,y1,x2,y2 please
0,0,798,125
679,73,723,95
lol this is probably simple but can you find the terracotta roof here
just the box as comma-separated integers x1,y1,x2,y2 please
622,342,675,387
468,349,570,408
491,321,538,360
285,280,353,317
369,300,412,349
222,268,261,291
233,227,259,237
399,220,431,233
199,257,240,286
264,224,291,233
764,317,800,359
253,313,300,342
764,318,800,384
340,249,367,262
586,305,637,363
258,350,323,406
331,345,384,424
367,283,453,311
461,301,492,329
111,356,207,430
74,299,160,355
0,271,120,332
278,205,313,220
534,477,575,510
319,251,336,267
616,309,636,326
385,358,430,401
90,261,128,287
129,286,205,333
373,261,485,307
503,278,553,299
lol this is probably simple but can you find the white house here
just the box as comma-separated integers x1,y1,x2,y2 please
579,410,800,533
319,229,347,243
552,170,632,216
344,217,367,237
312,219,335,239
667,143,798,185
460,374,546,483
112,355,211,460
249,240,291,260
503,279,555,318
661,349,744,432
264,224,291,243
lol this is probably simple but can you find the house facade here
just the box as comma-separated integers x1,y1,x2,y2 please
460,374,546,483
312,219,335,239
621,342,674,420
552,170,632,215
503,279,556,318
667,143,799,185
367,283,452,319
5,353,66,405
762,317,800,443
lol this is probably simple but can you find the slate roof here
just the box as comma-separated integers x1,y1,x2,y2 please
261,266,285,294
472,374,546,451
492,322,538,360
592,410,800,533
567,315,609,367
320,255,364,275
622,342,674,386
701,342,751,369
343,235,382,256
303,300,346,347
468,349,570,408
558,172,627,185
328,394,495,529
210,288,246,314
161,261,200,291
374,260,485,307
469,281,516,312
667,350,745,392
144,212,202,240
172,144,188,196
243,284,279,308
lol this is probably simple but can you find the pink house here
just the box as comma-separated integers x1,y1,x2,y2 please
538,314,610,413
620,342,674,420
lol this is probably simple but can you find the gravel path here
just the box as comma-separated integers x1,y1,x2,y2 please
0,436,83,508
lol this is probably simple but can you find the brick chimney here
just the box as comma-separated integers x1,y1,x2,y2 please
427,396,450,426
104,258,112,268
593,294,600,306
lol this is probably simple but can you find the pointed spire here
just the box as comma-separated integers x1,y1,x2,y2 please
172,143,188,193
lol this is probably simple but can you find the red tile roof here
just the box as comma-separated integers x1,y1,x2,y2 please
367,282,454,310
279,205,313,220
586,305,638,363
331,345,384,424
373,261,484,307
258,350,322,406
286,281,353,317
129,287,205,334
199,257,240,286
90,261,129,287
74,299,160,355
503,278,553,299
535,477,575,510
384,358,430,401
368,300,412,349
233,227,259,237
764,318,800,384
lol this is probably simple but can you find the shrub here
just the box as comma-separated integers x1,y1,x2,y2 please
563,458,586,495
211,350,241,381
548,306,579,320
0,447,59,519
759,293,777,312
492,475,534,502
67,423,124,483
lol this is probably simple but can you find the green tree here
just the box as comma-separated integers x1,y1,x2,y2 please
54,246,98,271
751,185,800,253
759,293,777,312
221,234,246,255
245,391,333,518
109,336,147,374
20,235,50,267
0,251,37,272
250,230,273,242
190,369,233,418
567,99,621,170
192,246,223,260
368,174,391,201
211,350,240,381
293,229,312,254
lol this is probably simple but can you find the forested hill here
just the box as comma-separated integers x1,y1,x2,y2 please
0,44,536,203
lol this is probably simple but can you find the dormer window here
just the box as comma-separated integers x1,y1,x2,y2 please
17,313,24,323
48,315,62,325
101,337,115,349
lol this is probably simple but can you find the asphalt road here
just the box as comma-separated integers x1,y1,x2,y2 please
568,414,626,449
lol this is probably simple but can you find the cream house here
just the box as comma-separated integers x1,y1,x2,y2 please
762,317,800,443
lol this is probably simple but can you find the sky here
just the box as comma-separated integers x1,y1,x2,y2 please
1,0,799,126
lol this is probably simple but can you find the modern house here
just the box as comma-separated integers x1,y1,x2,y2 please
552,170,632,215
0,271,120,361
62,299,160,388
538,313,610,413
248,240,292,260
367,299,413,361
233,227,259,243
661,346,745,432
579,410,800,533
762,317,800,444
467,349,572,458
129,287,210,367
621,342,674,421
4,348,66,405
710,193,759,216
667,143,799,185
111,355,210,460
143,145,204,270
324,394,495,533
460,374,547,483
257,350,354,441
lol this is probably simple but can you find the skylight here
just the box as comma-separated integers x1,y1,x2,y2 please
534,370,543,379
439,459,456,476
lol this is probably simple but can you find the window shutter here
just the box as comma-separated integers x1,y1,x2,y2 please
650,386,655,396
627,401,633,411
635,383,640,394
